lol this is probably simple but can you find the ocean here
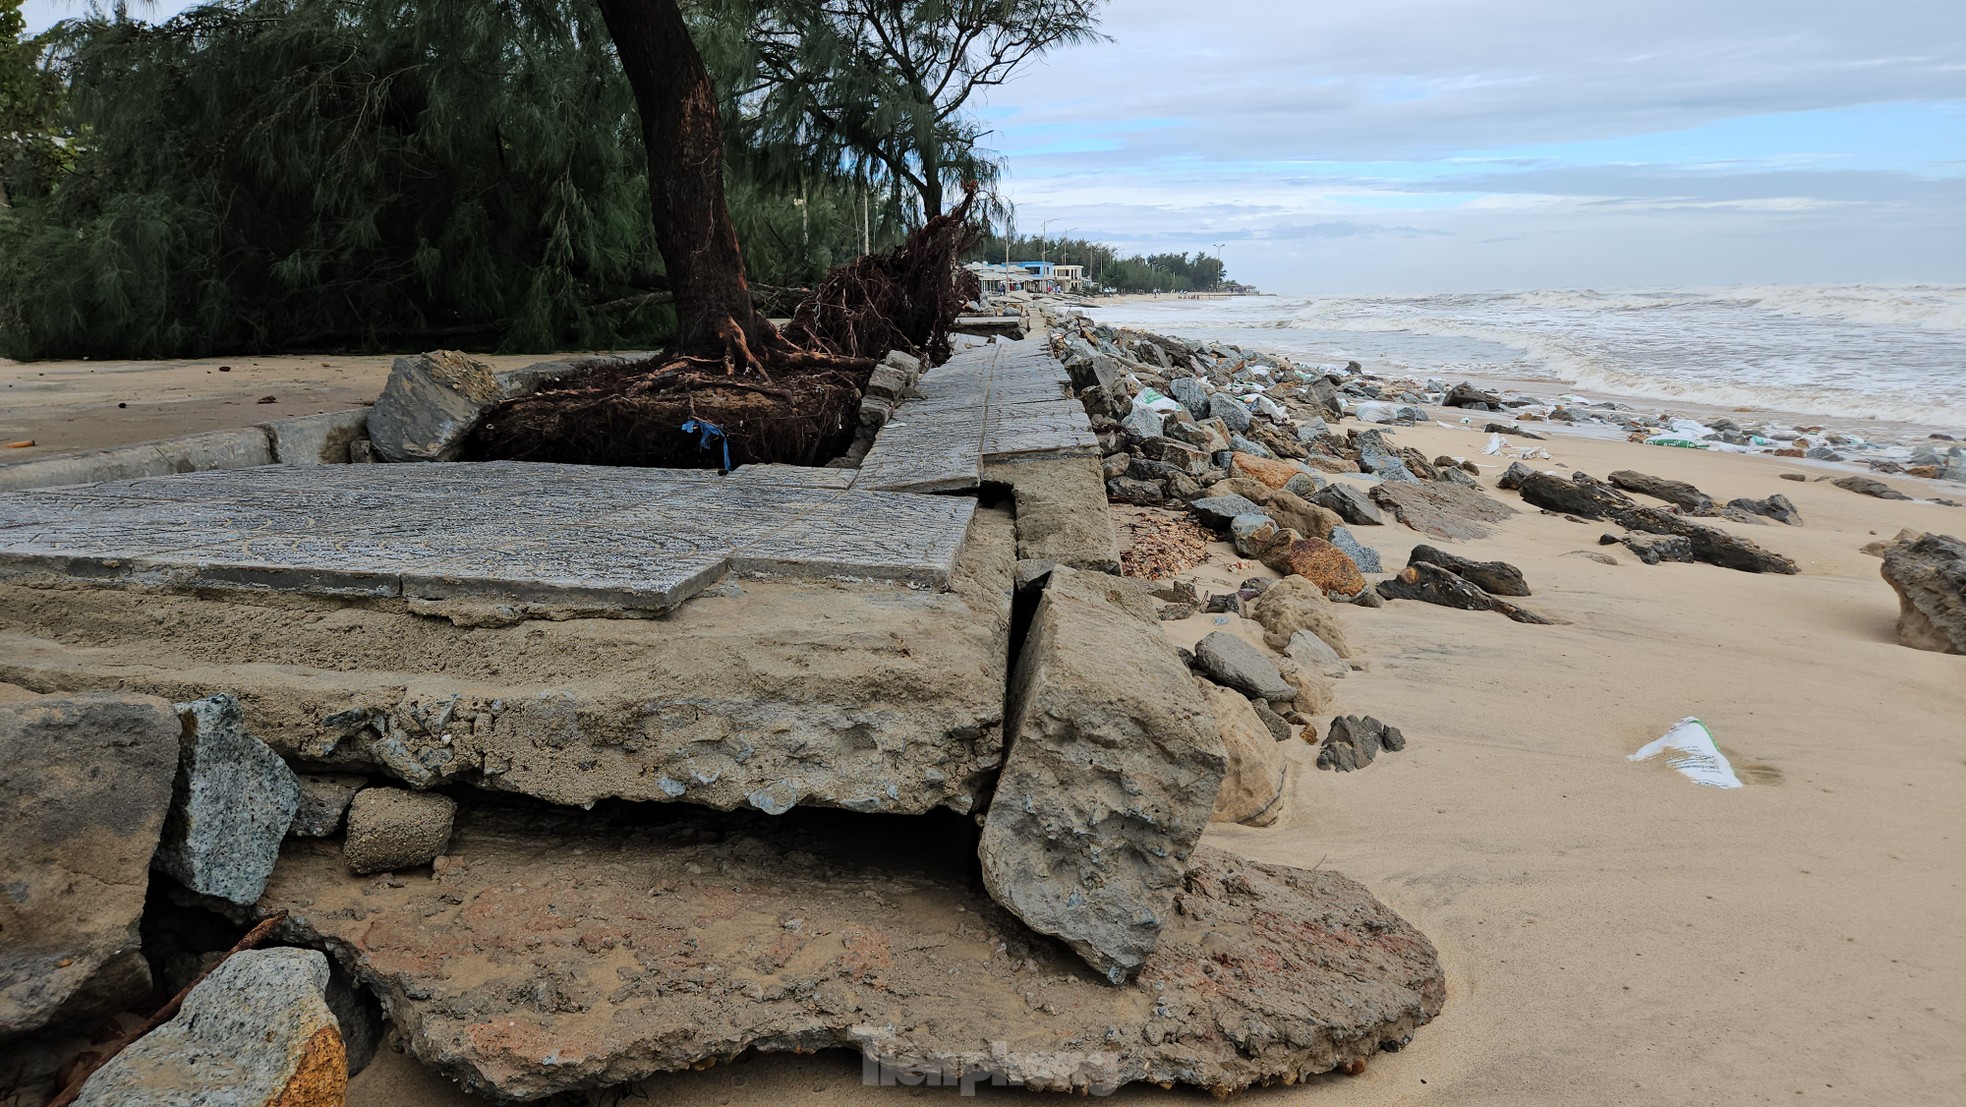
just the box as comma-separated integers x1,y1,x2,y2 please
1085,284,1966,433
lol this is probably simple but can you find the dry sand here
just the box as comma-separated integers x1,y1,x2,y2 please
11,355,1962,1103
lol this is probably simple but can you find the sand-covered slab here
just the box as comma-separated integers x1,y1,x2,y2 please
0,508,1015,816
263,807,1443,1102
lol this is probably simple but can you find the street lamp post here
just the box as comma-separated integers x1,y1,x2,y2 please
1211,242,1226,292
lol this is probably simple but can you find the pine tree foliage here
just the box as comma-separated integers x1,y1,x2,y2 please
1,0,668,359
740,0,1105,224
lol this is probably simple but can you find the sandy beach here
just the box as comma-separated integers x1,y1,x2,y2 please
6,346,1961,1106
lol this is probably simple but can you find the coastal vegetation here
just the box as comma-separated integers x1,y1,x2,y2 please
971,232,1230,292
0,0,1099,360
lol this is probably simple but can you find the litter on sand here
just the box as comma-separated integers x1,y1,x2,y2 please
1628,717,1743,789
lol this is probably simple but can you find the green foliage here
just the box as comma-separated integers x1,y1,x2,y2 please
2,0,687,359
740,0,1104,224
0,0,68,205
969,233,1227,292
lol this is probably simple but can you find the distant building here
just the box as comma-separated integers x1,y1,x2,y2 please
964,262,1037,293
1012,261,1087,293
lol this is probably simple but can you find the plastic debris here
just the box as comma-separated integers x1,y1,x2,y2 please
1135,388,1185,415
1483,433,1507,455
1628,718,1743,789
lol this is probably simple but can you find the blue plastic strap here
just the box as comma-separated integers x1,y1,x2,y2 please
680,418,733,472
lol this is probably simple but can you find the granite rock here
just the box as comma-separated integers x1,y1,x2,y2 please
1192,632,1296,702
154,694,301,907
1309,483,1384,526
289,773,367,838
73,948,345,1107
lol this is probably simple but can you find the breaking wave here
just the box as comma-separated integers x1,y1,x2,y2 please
1090,284,1966,429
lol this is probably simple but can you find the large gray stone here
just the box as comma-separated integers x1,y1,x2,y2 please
154,694,301,906
367,350,619,463
1608,469,1718,515
261,808,1444,1101
1371,479,1517,541
1168,376,1210,419
1879,532,1966,653
979,568,1225,983
1328,526,1383,574
1408,543,1531,596
1193,632,1295,702
1188,493,1265,528
1208,393,1253,432
73,947,344,1107
1286,628,1350,678
1310,482,1384,525
0,693,179,1039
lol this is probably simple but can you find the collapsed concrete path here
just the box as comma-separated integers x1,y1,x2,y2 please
265,807,1444,1101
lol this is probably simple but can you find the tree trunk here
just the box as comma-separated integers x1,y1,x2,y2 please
594,0,784,368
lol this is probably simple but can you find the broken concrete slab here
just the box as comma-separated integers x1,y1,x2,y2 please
982,457,1122,572
1,693,180,1039
857,340,1097,493
0,507,1018,818
261,410,370,466
262,807,1444,1101
978,568,1224,983
72,947,344,1107
154,694,301,907
0,462,978,612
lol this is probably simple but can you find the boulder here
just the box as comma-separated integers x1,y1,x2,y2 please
1608,470,1718,515
979,568,1225,982
1619,507,1799,574
1138,436,1211,475
154,695,301,907
1199,683,1287,827
1282,472,1324,498
1274,657,1335,716
73,948,345,1107
1316,716,1407,773
1189,493,1266,528
1833,475,1912,501
1192,632,1296,702
1247,576,1352,657
1309,483,1384,526
367,350,504,462
343,788,457,875
1407,544,1530,596
262,808,1444,1100
1285,629,1349,679
1442,382,1500,408
1728,494,1803,526
1272,537,1366,597
1349,429,1417,482
0,694,180,1038
1230,514,1285,559
1260,488,1342,541
1228,452,1297,489
1609,532,1696,565
1328,526,1383,573
1119,407,1163,442
1167,376,1210,420
1514,470,1637,519
1107,476,1167,505
289,773,367,838
1377,562,1553,625
1370,480,1517,541
1879,532,1966,653
1208,393,1253,433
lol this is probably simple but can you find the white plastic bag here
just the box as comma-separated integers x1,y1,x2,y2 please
1629,718,1743,789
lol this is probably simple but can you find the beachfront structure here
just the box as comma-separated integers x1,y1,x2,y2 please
964,262,1038,294
1014,261,1087,293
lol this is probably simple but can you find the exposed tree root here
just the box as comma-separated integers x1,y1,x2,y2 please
467,185,983,470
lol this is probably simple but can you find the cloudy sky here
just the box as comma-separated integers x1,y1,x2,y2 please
23,0,1966,293
973,0,1965,292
